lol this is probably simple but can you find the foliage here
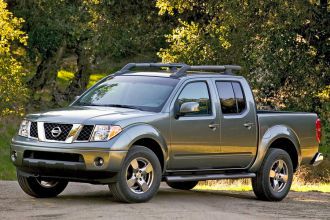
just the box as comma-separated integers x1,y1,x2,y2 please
0,0,27,117
7,0,173,100
156,0,329,106
156,0,330,150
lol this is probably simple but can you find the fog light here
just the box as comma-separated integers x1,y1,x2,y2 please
11,151,17,162
94,157,104,167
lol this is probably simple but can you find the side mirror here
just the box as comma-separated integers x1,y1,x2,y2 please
176,102,199,118
74,95,80,101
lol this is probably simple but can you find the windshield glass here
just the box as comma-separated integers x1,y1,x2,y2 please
75,76,179,112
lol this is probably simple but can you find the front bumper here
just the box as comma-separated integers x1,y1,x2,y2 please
310,152,324,166
11,138,127,183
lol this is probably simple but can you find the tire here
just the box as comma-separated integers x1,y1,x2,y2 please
252,148,293,201
166,181,198,190
17,172,68,198
109,145,162,203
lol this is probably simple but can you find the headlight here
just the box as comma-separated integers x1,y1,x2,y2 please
90,125,122,141
18,119,29,137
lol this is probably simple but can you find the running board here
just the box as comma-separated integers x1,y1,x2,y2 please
165,173,256,182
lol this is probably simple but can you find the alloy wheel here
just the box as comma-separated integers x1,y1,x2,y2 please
126,157,154,194
269,159,289,192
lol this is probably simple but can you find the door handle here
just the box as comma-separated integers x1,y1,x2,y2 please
208,123,220,129
243,122,254,128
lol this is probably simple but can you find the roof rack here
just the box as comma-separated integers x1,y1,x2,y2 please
113,63,241,78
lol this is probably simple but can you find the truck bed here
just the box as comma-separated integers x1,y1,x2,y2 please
256,111,319,164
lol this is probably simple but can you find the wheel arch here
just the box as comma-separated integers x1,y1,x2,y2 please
111,123,168,172
249,125,301,172
268,138,299,171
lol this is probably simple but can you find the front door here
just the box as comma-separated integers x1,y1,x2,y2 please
215,80,258,168
168,80,221,170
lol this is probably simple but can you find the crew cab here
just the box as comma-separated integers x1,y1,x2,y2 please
11,63,323,203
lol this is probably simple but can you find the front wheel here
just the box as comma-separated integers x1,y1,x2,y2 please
252,148,293,201
17,172,68,198
109,145,162,203
166,181,198,190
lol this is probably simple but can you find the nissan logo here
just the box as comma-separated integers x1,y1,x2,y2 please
51,127,62,138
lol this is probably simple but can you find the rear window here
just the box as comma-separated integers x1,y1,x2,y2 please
216,81,246,114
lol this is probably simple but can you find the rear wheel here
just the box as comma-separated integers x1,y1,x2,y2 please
109,145,162,203
17,173,68,198
166,181,198,190
252,148,293,201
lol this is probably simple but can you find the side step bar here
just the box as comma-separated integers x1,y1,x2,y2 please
166,173,256,182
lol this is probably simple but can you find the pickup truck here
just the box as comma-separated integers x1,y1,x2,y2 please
11,63,323,203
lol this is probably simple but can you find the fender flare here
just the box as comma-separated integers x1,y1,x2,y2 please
109,123,168,169
249,125,301,172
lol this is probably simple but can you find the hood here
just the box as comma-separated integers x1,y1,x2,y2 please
26,106,156,125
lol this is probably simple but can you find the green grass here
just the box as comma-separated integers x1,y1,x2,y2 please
57,70,75,90
57,70,107,90
87,73,107,88
196,181,330,193
0,119,20,180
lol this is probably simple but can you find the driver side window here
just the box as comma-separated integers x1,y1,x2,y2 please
176,82,212,116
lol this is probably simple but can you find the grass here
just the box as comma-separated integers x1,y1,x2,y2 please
57,70,108,90
87,73,107,88
0,118,20,180
57,70,75,90
196,180,330,193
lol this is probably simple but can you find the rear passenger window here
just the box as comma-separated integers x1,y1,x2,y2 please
232,82,246,113
216,81,246,114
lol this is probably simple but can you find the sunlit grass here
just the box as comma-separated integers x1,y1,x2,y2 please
87,73,107,88
57,69,75,81
57,70,75,90
195,180,330,193
196,182,252,191
57,70,107,89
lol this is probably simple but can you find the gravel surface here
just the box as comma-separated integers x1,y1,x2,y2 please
0,181,329,220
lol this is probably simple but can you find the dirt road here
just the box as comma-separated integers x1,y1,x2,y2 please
0,181,329,220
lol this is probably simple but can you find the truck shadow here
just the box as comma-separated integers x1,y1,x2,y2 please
56,187,256,204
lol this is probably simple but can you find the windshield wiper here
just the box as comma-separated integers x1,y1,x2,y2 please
76,102,143,110
76,102,102,106
102,104,143,111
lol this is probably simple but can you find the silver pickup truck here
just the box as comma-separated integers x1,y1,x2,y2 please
11,63,323,203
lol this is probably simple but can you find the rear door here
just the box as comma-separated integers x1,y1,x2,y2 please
215,80,258,168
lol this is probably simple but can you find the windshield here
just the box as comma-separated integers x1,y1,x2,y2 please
75,76,179,112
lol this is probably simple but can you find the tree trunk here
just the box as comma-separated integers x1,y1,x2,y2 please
28,41,66,92
65,46,93,100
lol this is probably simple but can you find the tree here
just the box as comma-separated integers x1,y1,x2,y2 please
9,0,96,96
156,0,329,112
0,0,27,116
9,0,173,103
65,0,173,99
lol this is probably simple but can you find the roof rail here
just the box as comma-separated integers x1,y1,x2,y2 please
113,63,188,76
112,63,241,77
171,65,241,78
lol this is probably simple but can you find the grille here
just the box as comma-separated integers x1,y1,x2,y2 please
24,150,84,162
44,123,73,141
30,122,38,138
76,125,94,141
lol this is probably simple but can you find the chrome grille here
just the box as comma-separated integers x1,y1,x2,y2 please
30,122,38,138
76,125,94,141
44,123,73,141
